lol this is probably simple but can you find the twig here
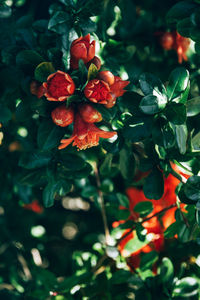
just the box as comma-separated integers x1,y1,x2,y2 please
117,203,177,245
17,254,32,280
94,165,110,245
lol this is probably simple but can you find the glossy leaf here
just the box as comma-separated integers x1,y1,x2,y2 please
167,68,189,101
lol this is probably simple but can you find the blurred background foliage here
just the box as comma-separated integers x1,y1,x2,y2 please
0,0,200,299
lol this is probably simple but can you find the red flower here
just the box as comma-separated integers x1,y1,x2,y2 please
78,104,102,123
51,105,74,127
30,80,45,98
160,32,174,50
173,32,190,64
86,56,101,70
70,34,95,69
159,31,190,64
58,113,116,150
104,76,130,108
84,79,112,104
43,71,75,101
23,200,44,214
98,71,115,86
110,76,130,98
114,164,189,270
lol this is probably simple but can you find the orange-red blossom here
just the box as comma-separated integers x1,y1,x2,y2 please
114,166,189,270
160,31,190,64
84,71,129,108
51,105,74,127
43,71,75,102
58,113,116,151
70,34,96,69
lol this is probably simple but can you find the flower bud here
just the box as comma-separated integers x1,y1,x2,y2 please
84,79,112,104
78,104,102,123
86,56,101,70
51,105,74,127
98,70,115,86
43,71,75,101
30,80,45,98
70,34,95,69
160,32,174,50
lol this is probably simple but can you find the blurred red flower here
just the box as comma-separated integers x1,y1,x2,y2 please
23,200,44,214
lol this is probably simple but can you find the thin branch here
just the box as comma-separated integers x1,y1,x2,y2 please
94,165,110,245
17,254,32,280
117,203,177,245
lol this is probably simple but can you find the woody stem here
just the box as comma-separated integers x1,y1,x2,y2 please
94,165,110,245
117,203,177,245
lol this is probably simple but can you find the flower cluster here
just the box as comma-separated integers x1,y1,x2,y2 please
160,31,190,64
113,165,189,270
31,34,129,151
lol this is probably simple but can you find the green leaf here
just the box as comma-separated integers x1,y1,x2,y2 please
177,17,193,37
152,120,175,149
139,95,167,115
143,168,164,200
119,146,135,180
136,223,146,242
167,1,198,23
100,153,113,176
87,63,98,81
134,201,153,217
60,154,86,171
48,11,72,34
37,120,64,151
43,178,72,207
166,68,189,101
81,186,97,198
165,103,186,124
183,176,200,202
16,50,44,73
34,62,55,82
196,201,200,226
192,132,200,150
124,232,149,255
19,151,52,169
0,104,12,123
110,270,133,284
123,116,153,142
139,73,167,97
140,251,158,271
164,221,180,238
116,193,129,208
187,97,200,116
18,169,47,187
175,124,188,154
158,257,174,284
173,277,199,298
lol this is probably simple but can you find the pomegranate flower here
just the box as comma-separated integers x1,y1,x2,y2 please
43,71,75,101
70,34,95,69
173,32,190,64
30,80,45,98
86,56,101,70
84,79,112,104
78,104,102,123
58,113,116,151
51,105,74,127
23,200,44,214
110,76,130,98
